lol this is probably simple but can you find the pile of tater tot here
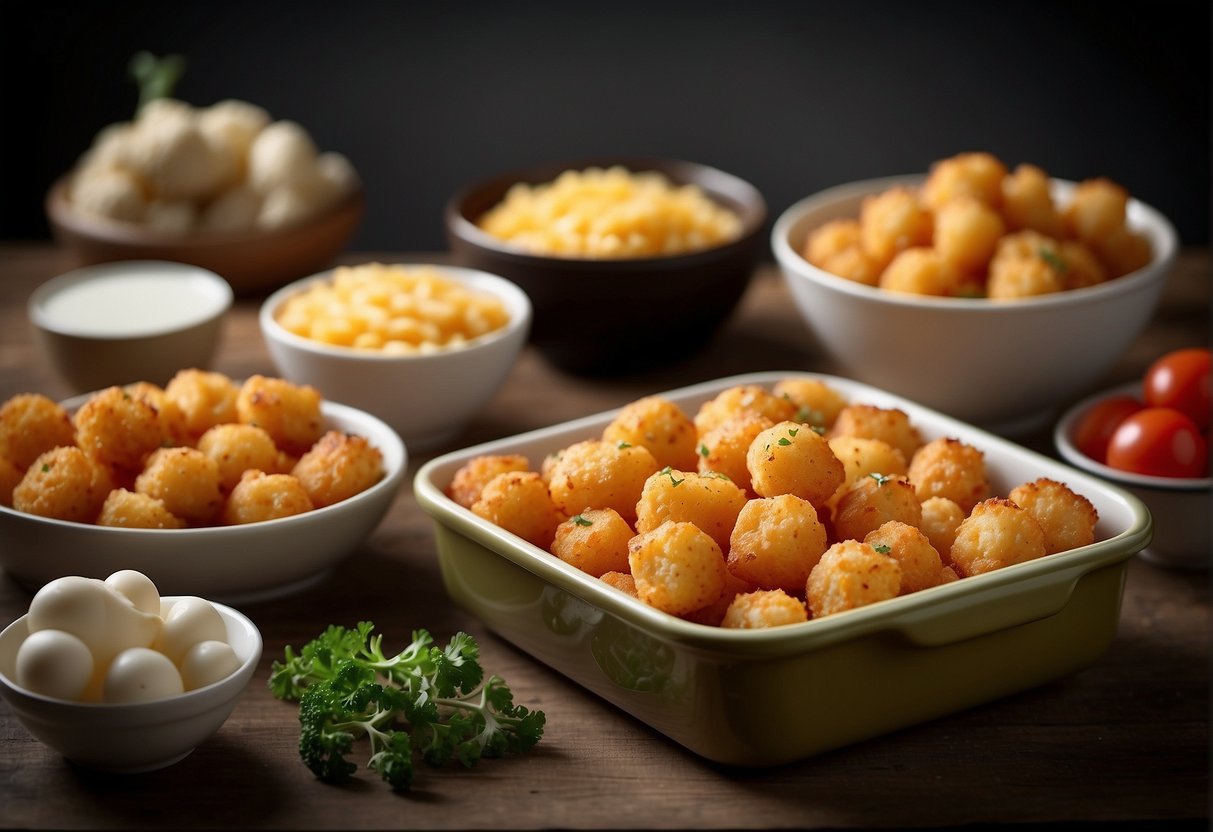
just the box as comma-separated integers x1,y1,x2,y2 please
803,152,1152,299
447,378,1099,627
0,371,383,528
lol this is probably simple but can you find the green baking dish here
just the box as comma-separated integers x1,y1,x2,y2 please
414,372,1152,766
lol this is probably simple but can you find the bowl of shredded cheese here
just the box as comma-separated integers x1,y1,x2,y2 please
260,262,531,451
445,158,766,375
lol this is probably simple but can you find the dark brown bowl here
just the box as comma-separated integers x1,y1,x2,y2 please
444,158,766,375
45,178,365,297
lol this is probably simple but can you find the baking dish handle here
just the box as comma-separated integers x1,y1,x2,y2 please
890,572,1084,648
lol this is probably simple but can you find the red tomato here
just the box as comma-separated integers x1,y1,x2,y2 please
1106,407,1209,478
1072,395,1144,463
1143,347,1212,430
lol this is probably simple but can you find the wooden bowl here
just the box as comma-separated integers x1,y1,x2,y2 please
45,179,365,297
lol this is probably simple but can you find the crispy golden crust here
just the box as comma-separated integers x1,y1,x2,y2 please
0,393,76,470
291,430,384,509
627,520,727,617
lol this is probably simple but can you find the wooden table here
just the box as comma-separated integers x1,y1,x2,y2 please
0,244,1208,830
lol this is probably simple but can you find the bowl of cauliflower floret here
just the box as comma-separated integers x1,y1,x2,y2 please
46,98,364,295
771,153,1178,433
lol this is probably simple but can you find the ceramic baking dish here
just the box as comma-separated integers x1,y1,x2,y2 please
413,372,1152,766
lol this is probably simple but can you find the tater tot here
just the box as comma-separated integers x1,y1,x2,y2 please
933,195,1006,275
164,369,240,439
906,437,989,513
447,454,532,508
236,375,325,456
720,589,808,629
1007,478,1098,555
223,470,315,525
1000,163,1064,237
693,385,796,436
550,508,634,578
123,381,188,448
859,186,934,270
547,439,660,524
879,247,959,296
73,386,164,472
820,245,882,285
634,467,748,554
0,456,21,506
829,404,922,463
727,494,828,594
1064,178,1128,244
12,446,113,523
806,540,901,618
197,423,287,492
1093,226,1152,278
1059,240,1108,290
826,435,908,511
772,377,848,431
471,471,564,550
0,393,76,470
747,421,845,509
918,496,966,563
803,218,862,267
599,571,638,597
920,152,1008,212
949,497,1048,577
627,520,727,616
134,447,223,524
696,410,774,497
864,520,942,595
291,430,384,508
96,488,186,529
832,473,922,543
987,254,1065,299
602,396,699,471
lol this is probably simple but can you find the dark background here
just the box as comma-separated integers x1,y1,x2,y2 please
1,0,1209,251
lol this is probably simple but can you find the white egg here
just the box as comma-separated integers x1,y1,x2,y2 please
27,576,108,640
179,640,241,691
104,570,161,615
103,647,184,703
14,629,95,701
155,597,227,666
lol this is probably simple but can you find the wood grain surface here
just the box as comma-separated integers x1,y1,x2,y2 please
0,245,1208,830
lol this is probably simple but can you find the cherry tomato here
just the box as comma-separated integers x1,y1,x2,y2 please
1106,407,1209,478
1072,395,1144,463
1143,347,1212,430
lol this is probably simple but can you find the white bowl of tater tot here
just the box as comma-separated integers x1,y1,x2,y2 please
772,155,1178,433
259,262,531,452
0,376,407,602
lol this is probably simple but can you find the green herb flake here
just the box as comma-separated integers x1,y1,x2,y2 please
787,427,799,438
1038,247,1069,274
810,425,826,436
869,472,891,487
777,437,792,446
41,463,50,473
873,544,892,555
698,443,710,458
616,441,632,450
571,514,593,527
659,466,685,487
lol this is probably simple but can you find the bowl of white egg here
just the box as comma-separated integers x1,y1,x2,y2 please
0,569,261,772
46,97,363,295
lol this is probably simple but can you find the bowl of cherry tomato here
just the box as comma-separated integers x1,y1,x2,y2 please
1055,347,1211,569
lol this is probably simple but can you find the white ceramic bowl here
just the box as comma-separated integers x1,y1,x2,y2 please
0,399,406,602
1055,382,1211,569
28,261,233,393
772,176,1178,433
260,263,531,451
0,596,262,772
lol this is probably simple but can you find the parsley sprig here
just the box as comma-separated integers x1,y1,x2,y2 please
269,622,545,791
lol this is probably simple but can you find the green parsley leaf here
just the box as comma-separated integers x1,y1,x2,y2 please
1038,247,1069,274
571,514,593,527
869,472,891,487
873,544,892,555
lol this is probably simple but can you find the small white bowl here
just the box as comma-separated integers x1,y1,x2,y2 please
0,596,262,773
28,261,233,393
772,176,1178,433
260,264,531,451
0,399,406,602
1055,382,1211,570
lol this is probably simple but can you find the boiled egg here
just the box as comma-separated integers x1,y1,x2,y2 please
155,596,227,666
14,629,95,701
103,647,184,703
179,640,241,690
